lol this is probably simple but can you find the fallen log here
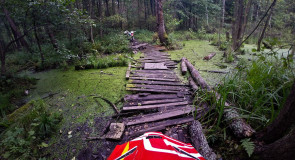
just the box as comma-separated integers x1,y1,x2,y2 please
188,77,198,91
185,58,255,138
189,120,217,160
181,57,187,75
203,52,216,60
184,59,211,90
199,70,229,74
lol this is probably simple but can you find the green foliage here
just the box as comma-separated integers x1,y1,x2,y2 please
240,138,255,157
96,54,129,69
135,30,155,43
218,58,294,128
0,99,62,159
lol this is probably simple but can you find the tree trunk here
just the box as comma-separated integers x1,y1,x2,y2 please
105,0,110,16
33,14,44,68
222,0,225,27
257,0,277,51
89,0,94,43
156,0,168,45
0,40,6,76
138,0,141,29
45,25,58,50
3,7,29,51
112,0,115,15
256,127,295,160
205,4,209,27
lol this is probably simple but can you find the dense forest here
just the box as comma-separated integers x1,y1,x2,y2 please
0,0,295,159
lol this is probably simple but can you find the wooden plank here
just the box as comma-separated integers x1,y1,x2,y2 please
144,63,168,70
125,106,194,126
131,73,177,78
127,117,194,137
131,70,174,74
124,98,187,106
126,88,183,94
124,94,186,102
126,84,190,91
130,74,177,79
129,77,179,82
125,62,131,79
129,80,185,86
123,101,190,111
105,123,125,140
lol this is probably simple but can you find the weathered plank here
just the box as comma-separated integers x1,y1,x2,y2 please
129,76,179,82
131,70,174,74
144,63,168,70
123,101,190,111
125,62,131,79
126,88,186,94
127,117,194,137
124,94,186,102
129,80,185,86
130,74,177,79
125,106,194,126
125,98,187,106
126,84,190,91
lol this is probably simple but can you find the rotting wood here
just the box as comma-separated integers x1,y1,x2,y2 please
130,74,177,79
131,43,148,50
122,101,190,111
189,120,217,160
131,72,177,78
124,98,187,106
181,57,187,75
184,59,211,90
127,117,194,137
125,106,195,126
203,52,216,60
131,70,174,74
125,62,131,79
105,123,125,140
188,77,199,91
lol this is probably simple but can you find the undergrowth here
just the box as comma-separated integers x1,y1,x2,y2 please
0,99,62,159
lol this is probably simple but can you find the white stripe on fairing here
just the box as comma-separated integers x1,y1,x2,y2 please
143,137,202,158
133,132,193,147
163,139,195,149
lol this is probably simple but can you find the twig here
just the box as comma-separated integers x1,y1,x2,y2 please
92,96,120,114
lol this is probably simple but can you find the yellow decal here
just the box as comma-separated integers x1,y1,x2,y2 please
121,142,130,160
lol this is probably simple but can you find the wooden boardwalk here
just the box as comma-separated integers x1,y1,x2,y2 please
123,44,207,138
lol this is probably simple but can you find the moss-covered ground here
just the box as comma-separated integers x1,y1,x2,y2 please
20,66,129,159
168,40,228,86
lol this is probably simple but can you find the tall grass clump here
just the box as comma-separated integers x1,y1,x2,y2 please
217,58,294,129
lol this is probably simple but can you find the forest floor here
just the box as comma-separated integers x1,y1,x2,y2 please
16,39,291,159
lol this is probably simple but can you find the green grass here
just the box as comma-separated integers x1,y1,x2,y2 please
168,40,226,86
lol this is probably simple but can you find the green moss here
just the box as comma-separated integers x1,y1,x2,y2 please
168,40,228,86
20,66,129,159
7,102,32,123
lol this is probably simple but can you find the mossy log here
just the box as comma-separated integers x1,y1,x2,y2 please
203,52,216,60
184,58,211,90
181,57,187,75
185,58,255,138
189,120,217,160
188,76,198,91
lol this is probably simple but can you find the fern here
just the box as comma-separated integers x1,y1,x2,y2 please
240,138,255,157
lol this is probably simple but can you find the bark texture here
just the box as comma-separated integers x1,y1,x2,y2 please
189,120,217,160
156,0,168,45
